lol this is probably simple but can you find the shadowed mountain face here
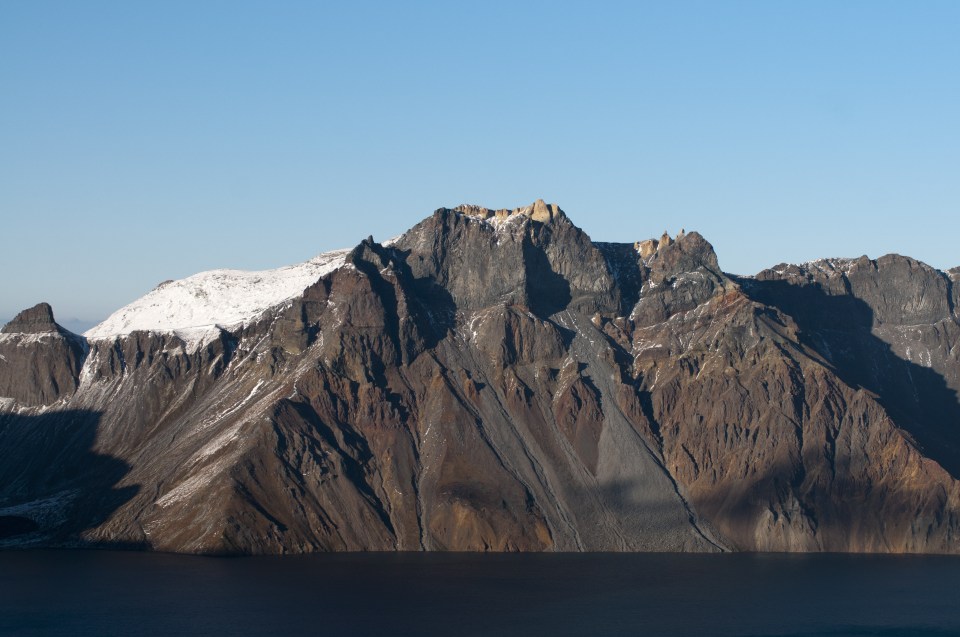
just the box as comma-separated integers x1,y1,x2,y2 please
0,303,86,407
0,410,138,548
1,202,959,554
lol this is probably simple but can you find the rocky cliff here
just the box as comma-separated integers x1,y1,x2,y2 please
1,201,958,554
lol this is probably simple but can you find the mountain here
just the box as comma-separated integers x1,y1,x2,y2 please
2,201,959,554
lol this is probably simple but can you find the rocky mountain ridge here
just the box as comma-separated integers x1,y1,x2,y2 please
1,201,958,554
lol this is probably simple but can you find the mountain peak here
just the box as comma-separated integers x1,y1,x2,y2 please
530,198,558,222
1,302,62,334
83,248,351,347
3,201,960,555
451,199,564,225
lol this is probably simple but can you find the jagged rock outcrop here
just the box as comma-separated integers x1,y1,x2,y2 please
949,267,960,313
395,201,620,316
630,230,732,326
0,303,86,407
1,201,959,554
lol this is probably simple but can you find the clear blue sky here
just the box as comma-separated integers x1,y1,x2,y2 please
2,1,958,325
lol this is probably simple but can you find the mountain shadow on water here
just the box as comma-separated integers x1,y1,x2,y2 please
739,276,960,480
0,410,140,547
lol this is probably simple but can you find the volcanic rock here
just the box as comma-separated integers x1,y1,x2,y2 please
0,303,86,407
1,202,959,555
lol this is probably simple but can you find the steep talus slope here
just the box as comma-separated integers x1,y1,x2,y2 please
1,201,959,553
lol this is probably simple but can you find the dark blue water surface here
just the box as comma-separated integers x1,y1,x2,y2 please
1,551,958,636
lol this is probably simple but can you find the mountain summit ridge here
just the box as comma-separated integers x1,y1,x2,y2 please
2,201,959,554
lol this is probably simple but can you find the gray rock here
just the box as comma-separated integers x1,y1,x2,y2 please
1,204,959,555
2,302,62,334
0,303,86,407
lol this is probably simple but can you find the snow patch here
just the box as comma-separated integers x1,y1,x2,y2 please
201,380,266,430
0,491,76,518
456,206,528,238
485,213,526,233
0,490,78,538
670,271,706,288
635,341,665,355
156,456,235,507
0,333,60,345
799,258,857,275
381,234,403,247
85,248,350,346
193,421,246,463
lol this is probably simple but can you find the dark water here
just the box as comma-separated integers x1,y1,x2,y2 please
1,551,959,636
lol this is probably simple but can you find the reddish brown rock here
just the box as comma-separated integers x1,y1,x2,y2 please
1,202,959,555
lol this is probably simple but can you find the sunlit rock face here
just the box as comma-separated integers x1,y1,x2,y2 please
2,202,960,555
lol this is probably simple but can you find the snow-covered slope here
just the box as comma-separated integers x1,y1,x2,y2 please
85,248,350,345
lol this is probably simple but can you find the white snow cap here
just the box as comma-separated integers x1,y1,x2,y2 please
85,248,350,344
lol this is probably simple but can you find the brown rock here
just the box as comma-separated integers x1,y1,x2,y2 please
2,203,959,557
